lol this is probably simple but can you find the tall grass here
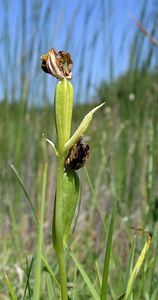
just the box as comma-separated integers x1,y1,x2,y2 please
1,0,158,299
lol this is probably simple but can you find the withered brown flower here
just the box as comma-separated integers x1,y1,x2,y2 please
65,138,90,170
41,48,73,80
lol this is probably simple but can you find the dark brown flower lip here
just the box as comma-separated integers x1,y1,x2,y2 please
41,48,73,80
65,138,90,170
41,59,49,74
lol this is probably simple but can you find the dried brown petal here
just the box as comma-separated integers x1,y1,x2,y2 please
41,48,73,80
65,138,90,170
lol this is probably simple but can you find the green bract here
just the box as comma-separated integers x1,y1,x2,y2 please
54,78,73,153
52,170,79,248
63,102,105,153
62,170,79,245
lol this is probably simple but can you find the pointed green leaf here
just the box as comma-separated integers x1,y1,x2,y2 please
64,102,105,152
125,233,152,300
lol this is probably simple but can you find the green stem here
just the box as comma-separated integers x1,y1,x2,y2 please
54,156,68,300
33,163,48,300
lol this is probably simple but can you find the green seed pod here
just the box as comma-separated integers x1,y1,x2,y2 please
54,78,74,153
62,170,79,245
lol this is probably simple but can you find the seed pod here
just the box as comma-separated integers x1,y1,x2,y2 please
54,78,74,153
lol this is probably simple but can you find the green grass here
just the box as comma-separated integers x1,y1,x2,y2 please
1,1,158,298
1,80,158,298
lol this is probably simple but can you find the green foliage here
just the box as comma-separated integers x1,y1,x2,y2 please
62,170,80,245
32,163,48,300
1,89,158,298
100,201,116,300
1,1,158,299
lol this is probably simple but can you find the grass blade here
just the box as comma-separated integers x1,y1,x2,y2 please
116,292,126,300
72,266,77,300
84,165,106,232
95,261,102,289
70,250,100,300
10,164,38,226
100,200,116,300
32,163,48,300
4,273,18,300
125,232,152,300
23,257,34,300
125,236,136,287
45,273,55,299
41,255,60,288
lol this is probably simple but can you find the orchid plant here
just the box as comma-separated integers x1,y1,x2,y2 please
41,48,104,300
5,49,152,300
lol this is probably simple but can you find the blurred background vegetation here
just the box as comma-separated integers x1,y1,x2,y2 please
1,0,158,299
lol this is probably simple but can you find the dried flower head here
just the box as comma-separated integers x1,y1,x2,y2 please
41,48,73,80
65,138,90,170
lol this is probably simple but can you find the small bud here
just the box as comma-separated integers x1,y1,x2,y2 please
41,48,73,80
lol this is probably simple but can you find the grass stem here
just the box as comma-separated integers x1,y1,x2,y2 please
53,156,68,300
33,163,48,300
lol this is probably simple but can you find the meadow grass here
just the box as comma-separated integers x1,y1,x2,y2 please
1,1,158,299
1,75,158,298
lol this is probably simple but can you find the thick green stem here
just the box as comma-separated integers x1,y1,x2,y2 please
54,156,68,300
53,78,74,299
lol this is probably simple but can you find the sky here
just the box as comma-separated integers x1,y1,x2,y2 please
0,0,156,104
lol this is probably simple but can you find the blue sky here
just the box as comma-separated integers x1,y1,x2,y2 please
0,0,155,104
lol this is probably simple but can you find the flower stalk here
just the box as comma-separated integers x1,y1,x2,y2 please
53,79,74,300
